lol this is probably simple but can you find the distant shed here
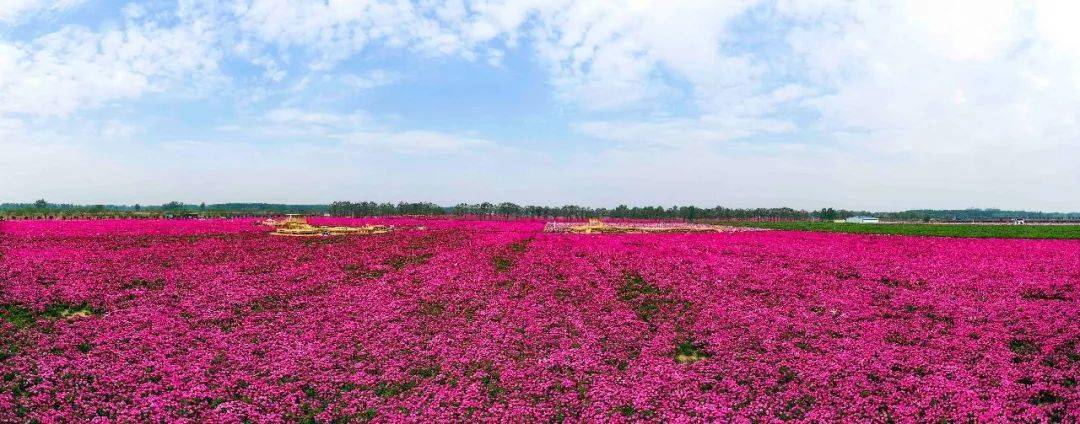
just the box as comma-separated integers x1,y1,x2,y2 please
845,216,880,224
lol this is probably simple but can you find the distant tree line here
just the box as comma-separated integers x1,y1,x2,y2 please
437,203,812,220
5,200,1080,222
328,201,446,216
808,208,1080,222
199,203,327,214
289,203,1080,222
0,200,327,217
873,208,1080,222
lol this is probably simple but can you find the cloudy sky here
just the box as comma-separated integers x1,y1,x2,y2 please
2,0,1078,210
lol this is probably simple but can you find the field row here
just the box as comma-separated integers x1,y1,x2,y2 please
721,221,1080,239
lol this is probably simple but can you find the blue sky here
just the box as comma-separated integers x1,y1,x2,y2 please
2,0,1079,210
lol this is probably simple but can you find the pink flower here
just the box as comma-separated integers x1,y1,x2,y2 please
0,218,1076,421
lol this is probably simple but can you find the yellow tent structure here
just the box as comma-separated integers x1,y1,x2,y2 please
262,215,392,237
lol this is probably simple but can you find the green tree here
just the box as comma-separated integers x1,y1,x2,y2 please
162,201,185,211
819,208,838,221
478,202,494,217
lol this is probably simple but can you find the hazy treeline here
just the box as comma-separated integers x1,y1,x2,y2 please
335,203,1080,221
876,209,1080,221
328,201,446,216
327,201,813,220
0,200,325,216
5,200,1080,222
443,203,812,220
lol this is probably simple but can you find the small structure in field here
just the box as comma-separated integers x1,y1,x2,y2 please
545,218,760,234
261,214,392,237
844,216,880,224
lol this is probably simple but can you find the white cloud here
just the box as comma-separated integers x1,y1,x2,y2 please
544,0,764,111
0,19,220,117
224,1,769,111
577,113,794,146
341,129,494,154
1,113,508,204
783,0,1080,153
263,107,366,128
250,107,494,154
0,0,86,24
337,69,398,91
230,0,476,68
0,118,154,202
1032,0,1080,55
5,0,1080,209
222,107,369,138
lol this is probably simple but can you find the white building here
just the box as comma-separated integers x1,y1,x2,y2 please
845,216,880,224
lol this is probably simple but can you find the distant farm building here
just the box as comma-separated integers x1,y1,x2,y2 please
845,216,880,224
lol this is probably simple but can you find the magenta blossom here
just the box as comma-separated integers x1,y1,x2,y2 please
1,218,1077,422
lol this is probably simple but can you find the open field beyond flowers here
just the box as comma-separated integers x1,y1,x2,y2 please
720,221,1080,239
1,218,1078,422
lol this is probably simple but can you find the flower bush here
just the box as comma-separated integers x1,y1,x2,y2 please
1,218,1077,422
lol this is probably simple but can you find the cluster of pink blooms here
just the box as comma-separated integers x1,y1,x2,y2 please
1,218,1077,422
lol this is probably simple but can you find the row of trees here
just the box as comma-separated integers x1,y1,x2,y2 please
0,201,326,217
327,202,445,216
876,208,1080,222
321,203,1080,222
329,202,837,221
439,203,814,220
7,201,1080,222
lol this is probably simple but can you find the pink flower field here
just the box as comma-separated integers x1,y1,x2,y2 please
1,218,1077,422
